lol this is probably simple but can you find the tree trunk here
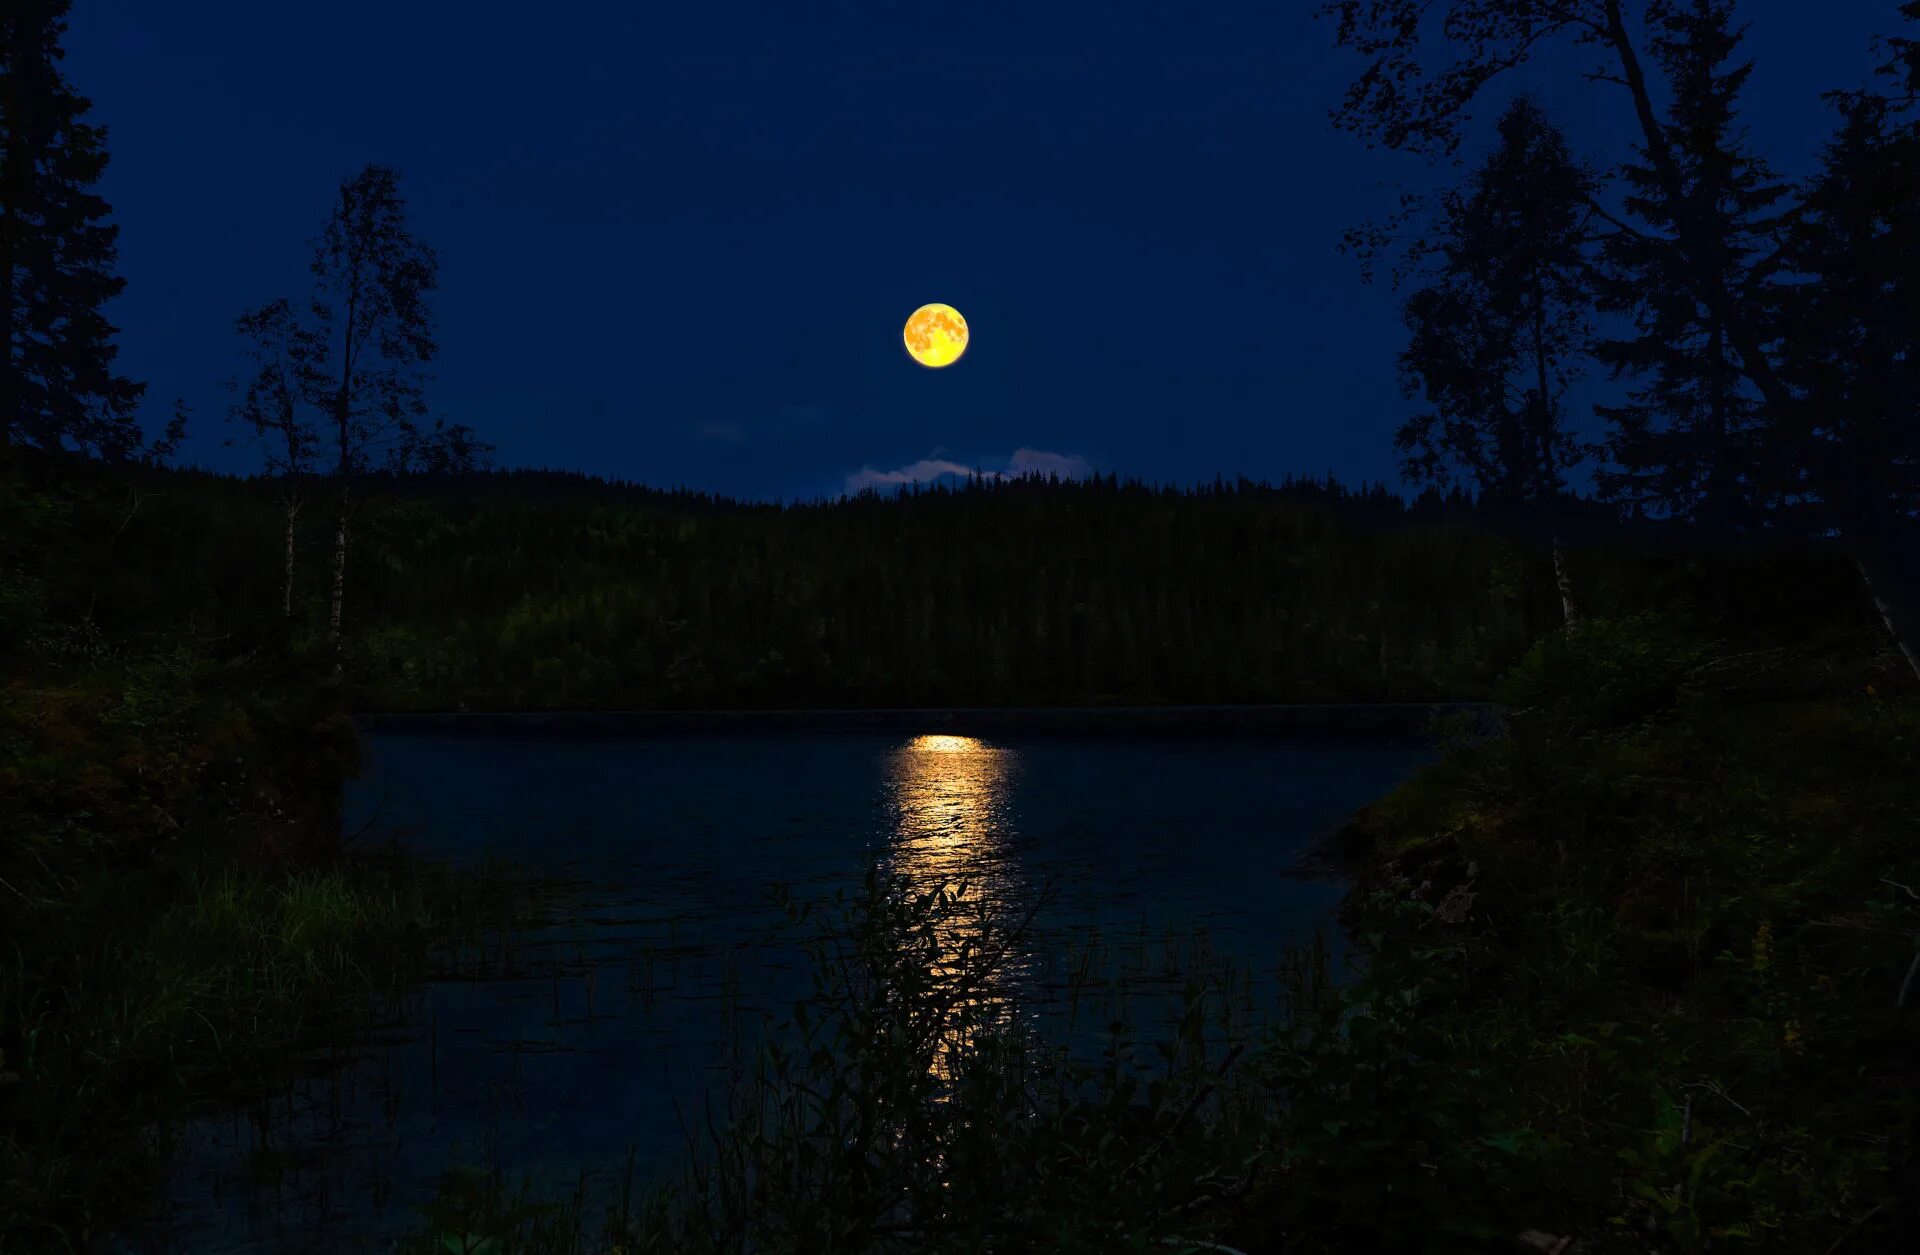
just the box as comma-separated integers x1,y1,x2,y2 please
1856,546,1920,684
1527,282,1576,632
282,497,300,618
329,494,348,681
1,116,13,452
1552,535,1579,629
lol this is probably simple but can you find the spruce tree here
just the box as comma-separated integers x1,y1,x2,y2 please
1591,0,1790,532
1773,41,1920,676
0,0,144,456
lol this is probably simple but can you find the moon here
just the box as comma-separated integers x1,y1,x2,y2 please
903,303,968,368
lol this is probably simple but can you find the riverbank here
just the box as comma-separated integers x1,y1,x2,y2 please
1318,614,1920,1249
359,701,1502,739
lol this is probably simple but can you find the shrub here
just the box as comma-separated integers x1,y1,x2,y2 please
1497,612,1710,741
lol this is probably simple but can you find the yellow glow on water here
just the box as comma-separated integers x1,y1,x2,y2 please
911,733,978,754
885,732,1022,1084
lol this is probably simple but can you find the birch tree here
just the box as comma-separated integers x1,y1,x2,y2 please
304,164,438,671
228,298,321,618
1396,97,1592,624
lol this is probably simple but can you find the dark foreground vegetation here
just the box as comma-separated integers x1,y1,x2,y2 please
0,462,531,1246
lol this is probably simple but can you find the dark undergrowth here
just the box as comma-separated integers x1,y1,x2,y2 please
0,856,517,1250
0,466,530,1251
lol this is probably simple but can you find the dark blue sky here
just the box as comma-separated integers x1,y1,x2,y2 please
73,1,1898,500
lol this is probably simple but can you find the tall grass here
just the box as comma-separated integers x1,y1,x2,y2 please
401,868,1326,1255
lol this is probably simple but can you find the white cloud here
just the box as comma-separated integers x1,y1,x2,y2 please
845,457,985,492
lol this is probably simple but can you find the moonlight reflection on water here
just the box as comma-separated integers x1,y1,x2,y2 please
882,734,1030,1079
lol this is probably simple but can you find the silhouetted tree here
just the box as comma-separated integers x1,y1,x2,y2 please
1773,79,1920,676
1591,0,1788,533
143,398,189,467
0,0,144,457
1397,97,1593,623
387,415,494,476
1321,0,1920,676
1891,2,1920,102
229,299,322,617
303,164,438,668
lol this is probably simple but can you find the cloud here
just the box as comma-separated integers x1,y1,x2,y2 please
845,457,983,492
843,447,1093,495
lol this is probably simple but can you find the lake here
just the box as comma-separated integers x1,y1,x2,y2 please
121,721,1434,1253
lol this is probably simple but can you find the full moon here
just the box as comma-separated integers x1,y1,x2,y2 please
903,303,968,368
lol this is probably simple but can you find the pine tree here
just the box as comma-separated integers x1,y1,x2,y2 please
0,0,144,457
1591,0,1790,533
1396,96,1593,623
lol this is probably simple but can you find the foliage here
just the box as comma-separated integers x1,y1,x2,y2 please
336,471,1894,713
1397,96,1593,514
304,163,443,480
0,858,493,1249
1591,0,1791,530
0,454,513,1250
1349,627,1920,1249
1773,86,1920,542
1495,611,1709,740
0,0,147,458
1321,0,1920,667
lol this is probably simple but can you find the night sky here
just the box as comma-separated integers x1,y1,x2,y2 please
72,1,1897,501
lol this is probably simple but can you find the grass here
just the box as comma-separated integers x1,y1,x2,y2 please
1326,614,1920,1249
0,855,518,1251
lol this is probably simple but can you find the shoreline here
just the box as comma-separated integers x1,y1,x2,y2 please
357,701,1503,739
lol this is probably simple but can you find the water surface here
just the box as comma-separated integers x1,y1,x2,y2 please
127,726,1429,1253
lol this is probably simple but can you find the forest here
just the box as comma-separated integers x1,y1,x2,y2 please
8,451,1876,713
